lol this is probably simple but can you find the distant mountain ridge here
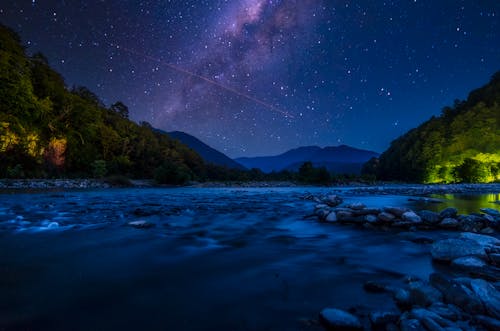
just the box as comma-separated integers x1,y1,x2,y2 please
236,145,379,173
164,131,246,170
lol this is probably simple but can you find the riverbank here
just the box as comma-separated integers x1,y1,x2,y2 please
1,178,500,195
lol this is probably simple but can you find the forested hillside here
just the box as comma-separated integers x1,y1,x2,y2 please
374,72,500,183
0,24,209,183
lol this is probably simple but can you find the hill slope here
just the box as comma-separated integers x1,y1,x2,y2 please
375,72,500,183
165,131,245,170
0,24,208,183
236,145,379,174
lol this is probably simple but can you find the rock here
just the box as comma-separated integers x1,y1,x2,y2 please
431,238,487,262
402,211,422,224
351,208,381,216
400,318,426,331
481,208,500,217
459,215,485,232
319,308,362,331
459,232,500,247
337,210,353,219
316,208,330,220
439,218,459,229
378,212,396,222
364,214,378,223
428,303,461,321
419,210,441,224
481,227,496,234
394,288,412,310
429,273,485,315
451,256,487,269
440,208,458,219
408,281,443,307
474,315,500,331
127,220,155,229
369,311,399,327
384,206,409,217
346,202,366,210
324,195,343,207
409,308,453,328
315,204,329,210
325,211,337,223
470,278,500,319
399,232,434,244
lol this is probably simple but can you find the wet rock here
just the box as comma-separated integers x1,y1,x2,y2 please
369,311,399,327
394,288,412,310
481,227,496,234
315,204,329,210
324,195,343,207
409,308,454,328
439,218,459,229
336,210,354,220
474,315,500,331
459,232,500,247
440,208,458,219
451,256,487,270
346,202,365,210
319,308,362,331
399,318,425,331
402,211,422,224
364,214,378,223
418,210,441,224
459,215,485,232
431,238,487,262
127,220,155,229
316,209,330,220
378,212,396,222
408,281,443,307
481,208,500,217
325,211,337,223
384,206,409,217
351,208,382,216
427,303,461,321
470,278,500,319
429,273,485,315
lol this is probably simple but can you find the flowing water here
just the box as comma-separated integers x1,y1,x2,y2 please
0,187,499,330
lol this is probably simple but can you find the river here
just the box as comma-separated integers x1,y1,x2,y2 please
0,187,499,330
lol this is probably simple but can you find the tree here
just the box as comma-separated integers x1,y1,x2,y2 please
111,101,129,119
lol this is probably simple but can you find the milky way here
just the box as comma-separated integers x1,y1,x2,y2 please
0,1,499,157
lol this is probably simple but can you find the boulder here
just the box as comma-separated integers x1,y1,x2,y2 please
429,273,485,315
402,211,422,224
346,202,366,210
409,308,454,328
470,279,500,319
394,288,412,310
439,218,459,229
481,208,500,217
418,210,441,224
364,214,378,223
427,303,461,321
459,232,500,247
451,256,487,269
440,208,458,219
408,281,443,307
378,212,396,222
324,195,343,207
325,211,337,223
459,215,485,232
384,206,409,217
431,238,487,262
319,308,362,331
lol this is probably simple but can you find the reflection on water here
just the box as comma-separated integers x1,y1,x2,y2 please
411,193,500,214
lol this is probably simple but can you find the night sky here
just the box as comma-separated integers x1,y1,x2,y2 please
1,1,498,157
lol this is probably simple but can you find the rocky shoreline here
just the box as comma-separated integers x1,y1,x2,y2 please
304,194,500,331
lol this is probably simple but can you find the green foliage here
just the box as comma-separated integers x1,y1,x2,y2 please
373,72,500,183
91,160,107,178
298,162,331,184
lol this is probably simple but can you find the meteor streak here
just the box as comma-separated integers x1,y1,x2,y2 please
111,43,294,118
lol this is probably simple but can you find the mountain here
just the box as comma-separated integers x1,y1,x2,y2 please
375,71,500,183
236,145,379,174
165,131,245,170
